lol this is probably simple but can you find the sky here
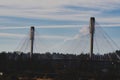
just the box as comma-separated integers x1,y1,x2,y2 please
0,0,120,54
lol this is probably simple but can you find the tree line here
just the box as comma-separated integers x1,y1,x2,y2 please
0,50,120,80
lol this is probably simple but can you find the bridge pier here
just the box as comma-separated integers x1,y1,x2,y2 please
30,26,35,58
89,17,95,58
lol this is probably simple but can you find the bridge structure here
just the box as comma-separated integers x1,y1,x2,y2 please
15,17,120,60
1,17,120,80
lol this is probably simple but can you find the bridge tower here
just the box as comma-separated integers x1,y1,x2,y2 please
30,26,35,58
89,17,95,58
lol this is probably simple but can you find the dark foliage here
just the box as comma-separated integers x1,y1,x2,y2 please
0,50,120,80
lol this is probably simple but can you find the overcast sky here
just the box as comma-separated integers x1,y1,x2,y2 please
0,0,120,54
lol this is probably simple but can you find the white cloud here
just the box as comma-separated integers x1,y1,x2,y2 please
1,22,120,30
0,32,70,40
0,0,119,22
0,25,84,30
64,26,89,42
0,27,29,30
38,35,70,40
79,26,89,35
0,32,25,37
96,17,120,24
0,0,119,10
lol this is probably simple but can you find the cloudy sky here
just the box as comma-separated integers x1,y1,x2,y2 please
0,0,120,54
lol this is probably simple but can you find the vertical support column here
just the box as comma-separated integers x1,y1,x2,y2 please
89,17,95,58
30,26,35,58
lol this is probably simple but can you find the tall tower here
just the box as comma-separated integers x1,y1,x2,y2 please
30,26,35,58
89,17,95,58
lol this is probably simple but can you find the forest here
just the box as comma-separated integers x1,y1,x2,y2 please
0,50,120,80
